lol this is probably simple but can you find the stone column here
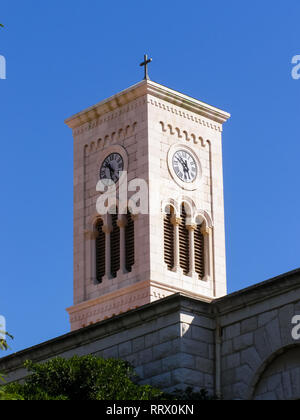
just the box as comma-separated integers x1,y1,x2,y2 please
171,215,182,273
201,225,212,282
187,223,197,277
117,215,128,275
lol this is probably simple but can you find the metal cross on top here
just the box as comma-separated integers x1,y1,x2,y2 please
140,54,152,80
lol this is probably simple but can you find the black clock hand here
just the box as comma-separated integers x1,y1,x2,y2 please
183,160,191,179
178,157,190,174
105,163,114,171
183,159,189,172
176,156,185,170
106,162,120,182
105,163,115,179
178,159,188,181
177,157,192,181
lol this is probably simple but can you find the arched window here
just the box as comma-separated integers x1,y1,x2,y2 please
125,210,135,272
179,204,190,276
95,219,105,283
110,212,120,278
164,206,174,271
195,223,205,279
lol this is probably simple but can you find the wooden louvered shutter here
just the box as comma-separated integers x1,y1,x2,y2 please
179,204,190,275
164,208,174,271
195,224,205,279
95,219,105,283
110,212,120,278
125,210,135,272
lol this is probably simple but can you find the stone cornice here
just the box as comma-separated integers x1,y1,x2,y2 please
65,81,147,129
212,268,300,317
66,280,150,316
146,81,230,124
1,270,299,374
150,279,214,303
65,268,300,328
0,293,189,373
65,80,230,129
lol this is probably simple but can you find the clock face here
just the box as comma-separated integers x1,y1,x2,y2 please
172,150,198,183
100,153,124,184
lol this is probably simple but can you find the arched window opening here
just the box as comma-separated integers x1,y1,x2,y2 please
125,210,135,272
179,204,190,275
110,212,120,278
164,206,175,271
95,219,105,283
195,223,205,279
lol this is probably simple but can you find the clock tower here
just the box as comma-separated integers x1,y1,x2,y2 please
65,71,230,331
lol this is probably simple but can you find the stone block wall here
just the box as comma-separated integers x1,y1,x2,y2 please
0,295,215,395
1,269,300,400
217,269,300,400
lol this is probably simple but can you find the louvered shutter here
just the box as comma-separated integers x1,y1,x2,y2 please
110,212,120,278
164,209,174,271
179,204,190,275
195,224,205,279
125,210,135,272
95,219,105,283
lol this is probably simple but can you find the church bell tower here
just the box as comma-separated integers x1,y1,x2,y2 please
65,60,230,331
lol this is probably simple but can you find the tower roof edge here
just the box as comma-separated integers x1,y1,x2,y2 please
65,79,230,129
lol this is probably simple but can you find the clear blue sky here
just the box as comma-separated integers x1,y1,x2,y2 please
1,0,299,354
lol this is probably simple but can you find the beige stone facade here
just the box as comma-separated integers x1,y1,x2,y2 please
1,78,299,401
65,80,230,331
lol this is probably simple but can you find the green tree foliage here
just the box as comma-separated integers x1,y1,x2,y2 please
0,331,13,351
2,354,218,400
0,389,23,401
0,331,23,400
169,387,220,400
4,356,164,401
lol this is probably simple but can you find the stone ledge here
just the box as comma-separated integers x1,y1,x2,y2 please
65,80,230,129
1,268,299,392
0,293,208,374
213,268,300,316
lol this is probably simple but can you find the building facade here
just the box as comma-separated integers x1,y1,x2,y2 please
1,79,299,400
65,80,230,331
1,270,300,400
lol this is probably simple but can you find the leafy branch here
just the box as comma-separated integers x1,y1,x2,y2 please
0,328,18,399
0,331,13,351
